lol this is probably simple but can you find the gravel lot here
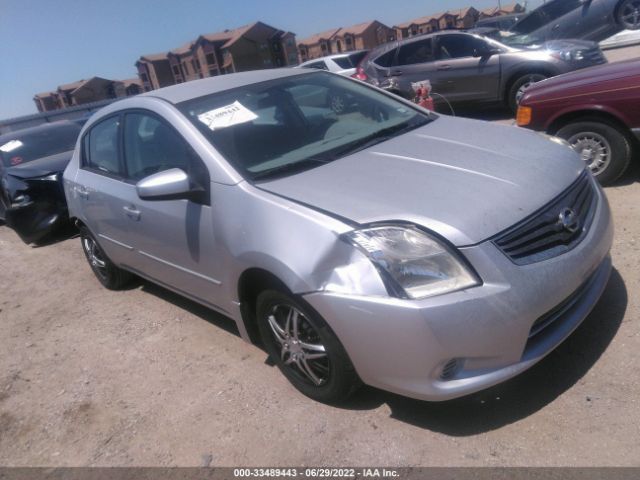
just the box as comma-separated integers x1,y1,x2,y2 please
1,46,640,467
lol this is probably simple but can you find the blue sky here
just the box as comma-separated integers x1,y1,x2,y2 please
0,0,544,119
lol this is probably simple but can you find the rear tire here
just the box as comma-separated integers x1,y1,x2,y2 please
508,73,548,113
556,120,632,186
79,226,132,290
256,289,361,404
617,0,640,30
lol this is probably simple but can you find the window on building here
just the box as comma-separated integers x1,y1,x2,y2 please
195,59,201,70
140,73,149,82
84,116,121,176
206,53,216,65
172,66,180,75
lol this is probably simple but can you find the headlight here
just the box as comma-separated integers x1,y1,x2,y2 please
551,50,585,62
343,225,480,299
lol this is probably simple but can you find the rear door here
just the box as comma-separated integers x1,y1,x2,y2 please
433,33,501,103
73,115,136,266
391,37,439,95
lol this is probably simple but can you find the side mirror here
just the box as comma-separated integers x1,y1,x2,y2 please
136,168,192,201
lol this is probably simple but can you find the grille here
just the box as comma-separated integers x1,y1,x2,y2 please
583,47,606,64
494,172,597,265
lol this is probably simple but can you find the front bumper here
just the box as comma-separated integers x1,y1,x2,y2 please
304,180,614,401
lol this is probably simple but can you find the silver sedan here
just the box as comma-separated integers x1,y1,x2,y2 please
64,69,613,403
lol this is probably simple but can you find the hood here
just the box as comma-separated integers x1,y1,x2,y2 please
5,151,72,179
543,39,598,51
258,116,584,246
523,58,640,100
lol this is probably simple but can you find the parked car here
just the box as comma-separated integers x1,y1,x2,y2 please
475,13,526,31
65,69,613,404
0,121,81,243
517,59,640,185
507,0,640,46
298,50,369,77
354,31,607,112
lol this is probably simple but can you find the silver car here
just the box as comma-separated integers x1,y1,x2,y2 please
357,31,607,112
64,69,613,403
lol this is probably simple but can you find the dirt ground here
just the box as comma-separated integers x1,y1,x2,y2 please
1,158,639,467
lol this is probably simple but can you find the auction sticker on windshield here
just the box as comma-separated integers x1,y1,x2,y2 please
197,101,258,131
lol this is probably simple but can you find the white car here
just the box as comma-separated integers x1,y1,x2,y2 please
297,50,369,77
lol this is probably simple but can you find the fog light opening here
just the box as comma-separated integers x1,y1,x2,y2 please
440,358,463,381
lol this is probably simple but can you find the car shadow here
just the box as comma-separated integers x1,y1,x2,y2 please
454,106,515,123
32,223,79,248
138,279,241,337
341,268,627,436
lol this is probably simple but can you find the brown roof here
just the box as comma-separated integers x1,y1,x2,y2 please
34,91,56,98
339,20,377,36
200,22,256,47
481,6,499,16
455,6,478,17
121,78,142,88
298,27,341,46
394,13,442,29
139,52,169,62
170,41,195,56
58,79,87,92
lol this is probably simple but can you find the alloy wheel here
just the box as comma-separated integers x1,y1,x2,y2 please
266,304,329,386
568,131,612,176
619,0,640,29
515,74,547,105
82,236,108,278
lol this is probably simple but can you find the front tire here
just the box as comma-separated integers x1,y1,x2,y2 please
556,120,632,186
508,73,548,113
617,0,640,30
80,226,132,290
256,290,360,403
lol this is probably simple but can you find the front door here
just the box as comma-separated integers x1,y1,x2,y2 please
119,111,221,308
433,33,501,103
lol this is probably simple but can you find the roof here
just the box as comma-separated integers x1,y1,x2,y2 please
139,52,169,62
200,22,258,48
170,41,195,56
139,68,312,104
394,13,441,29
58,79,87,92
34,91,56,98
121,78,142,88
339,20,378,36
298,28,341,46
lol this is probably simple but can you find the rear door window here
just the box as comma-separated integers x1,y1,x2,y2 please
396,38,434,65
373,48,398,67
437,34,486,59
84,116,122,176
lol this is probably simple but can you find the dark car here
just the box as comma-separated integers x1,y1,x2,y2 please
0,121,81,243
517,59,640,185
506,0,640,46
354,31,606,112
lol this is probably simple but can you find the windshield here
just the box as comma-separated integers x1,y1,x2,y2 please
178,72,432,181
0,123,80,168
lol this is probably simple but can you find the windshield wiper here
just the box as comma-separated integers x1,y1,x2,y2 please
251,158,331,181
332,119,428,157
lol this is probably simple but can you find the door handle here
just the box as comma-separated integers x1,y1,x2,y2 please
437,64,452,71
76,186,89,199
552,24,560,30
123,205,141,221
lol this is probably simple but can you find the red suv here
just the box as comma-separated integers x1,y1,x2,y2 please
517,59,640,185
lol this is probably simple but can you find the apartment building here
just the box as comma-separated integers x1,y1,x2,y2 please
135,21,297,90
394,3,525,40
33,77,142,113
298,20,395,62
